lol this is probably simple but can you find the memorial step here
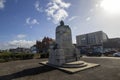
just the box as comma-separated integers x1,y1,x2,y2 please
62,61,88,68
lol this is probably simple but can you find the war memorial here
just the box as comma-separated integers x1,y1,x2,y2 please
41,21,99,73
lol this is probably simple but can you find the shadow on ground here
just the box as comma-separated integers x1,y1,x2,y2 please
0,65,55,80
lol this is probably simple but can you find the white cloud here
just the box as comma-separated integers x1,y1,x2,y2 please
0,40,36,50
68,16,79,21
0,0,6,9
26,17,39,25
90,9,94,12
17,34,26,39
9,40,35,48
45,0,71,24
52,0,71,8
95,4,99,8
52,9,68,23
31,19,39,24
86,17,91,21
34,0,43,12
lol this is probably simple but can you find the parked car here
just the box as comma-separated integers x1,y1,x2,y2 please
103,51,117,56
113,52,120,57
86,48,102,57
86,52,102,56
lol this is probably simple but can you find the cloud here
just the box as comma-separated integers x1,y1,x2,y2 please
0,0,6,9
52,9,68,23
34,0,43,12
0,40,36,50
86,17,91,21
17,34,26,39
95,4,99,8
26,17,39,28
53,0,71,8
90,9,94,12
45,0,71,24
68,16,79,21
8,40,35,48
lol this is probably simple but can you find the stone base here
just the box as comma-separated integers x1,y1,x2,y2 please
40,61,100,73
62,61,88,68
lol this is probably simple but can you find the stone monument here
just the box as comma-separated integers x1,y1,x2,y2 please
41,21,100,73
48,20,81,66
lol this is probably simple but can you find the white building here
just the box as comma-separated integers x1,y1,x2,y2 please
30,45,37,53
76,31,108,47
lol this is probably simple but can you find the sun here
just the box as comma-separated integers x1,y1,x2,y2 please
100,0,120,14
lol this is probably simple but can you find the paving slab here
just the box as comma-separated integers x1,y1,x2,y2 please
40,60,100,73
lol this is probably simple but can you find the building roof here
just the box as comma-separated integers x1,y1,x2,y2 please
76,31,105,37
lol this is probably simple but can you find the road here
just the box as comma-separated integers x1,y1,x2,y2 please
0,57,120,80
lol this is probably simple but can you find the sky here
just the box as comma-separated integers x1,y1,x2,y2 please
0,0,120,50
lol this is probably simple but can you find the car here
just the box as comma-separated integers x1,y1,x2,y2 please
86,52,102,57
113,52,120,57
103,51,117,56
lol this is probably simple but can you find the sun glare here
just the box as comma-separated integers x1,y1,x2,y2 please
100,0,120,14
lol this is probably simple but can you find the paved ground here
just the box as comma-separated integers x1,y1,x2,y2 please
0,57,120,80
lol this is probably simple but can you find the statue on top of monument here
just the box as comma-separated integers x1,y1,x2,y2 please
60,20,64,26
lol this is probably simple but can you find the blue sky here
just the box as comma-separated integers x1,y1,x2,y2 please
0,0,120,49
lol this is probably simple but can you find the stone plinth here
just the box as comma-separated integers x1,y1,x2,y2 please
40,61,100,73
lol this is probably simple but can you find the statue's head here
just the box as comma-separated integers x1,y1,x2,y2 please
60,20,64,26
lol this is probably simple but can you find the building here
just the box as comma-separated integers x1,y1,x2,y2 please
30,45,37,53
103,38,120,51
76,31,108,54
76,31,108,47
36,37,55,53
